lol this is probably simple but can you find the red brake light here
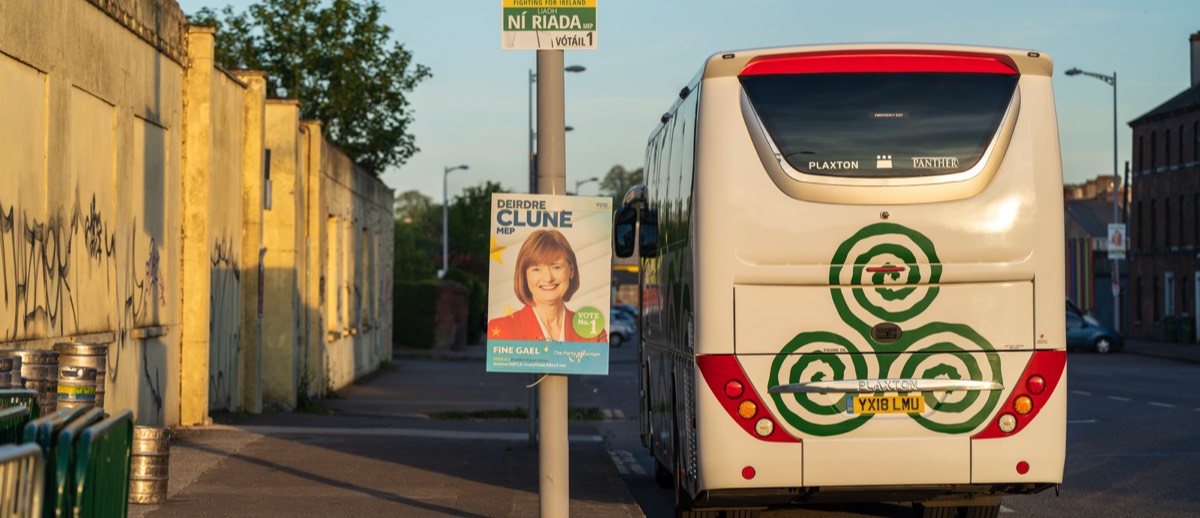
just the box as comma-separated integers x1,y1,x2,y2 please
1027,375,1046,395
724,380,744,399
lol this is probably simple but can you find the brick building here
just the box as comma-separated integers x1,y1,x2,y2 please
1127,31,1200,341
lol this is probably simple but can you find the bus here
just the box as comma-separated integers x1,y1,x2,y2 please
612,44,1066,517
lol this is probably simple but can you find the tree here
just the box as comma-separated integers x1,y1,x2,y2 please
394,190,433,223
598,165,644,206
448,182,508,281
190,0,431,175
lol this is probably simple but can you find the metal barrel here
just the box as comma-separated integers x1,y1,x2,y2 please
14,349,58,413
0,355,21,388
54,342,108,410
0,355,16,389
57,365,97,409
129,426,171,504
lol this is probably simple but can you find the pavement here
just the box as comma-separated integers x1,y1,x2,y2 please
130,344,644,518
126,336,1200,517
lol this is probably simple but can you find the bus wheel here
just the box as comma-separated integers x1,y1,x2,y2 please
959,503,1001,518
655,458,673,489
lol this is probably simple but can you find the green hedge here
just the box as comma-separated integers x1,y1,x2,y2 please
393,280,440,348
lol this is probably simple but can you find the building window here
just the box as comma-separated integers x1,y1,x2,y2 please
1154,277,1160,322
1151,131,1158,170
1180,124,1186,165
1166,129,1172,167
1138,135,1145,172
1165,272,1176,317
1150,199,1157,248
1181,196,1187,250
1193,120,1199,161
1165,198,1171,248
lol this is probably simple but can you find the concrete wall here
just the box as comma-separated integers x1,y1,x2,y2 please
0,0,394,425
0,0,186,426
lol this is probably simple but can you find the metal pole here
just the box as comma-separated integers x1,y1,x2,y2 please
442,167,449,277
529,68,536,194
536,48,569,518
528,67,538,446
1111,72,1120,333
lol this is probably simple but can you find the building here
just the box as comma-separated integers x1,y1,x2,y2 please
1127,31,1200,341
1064,176,1128,328
0,0,394,427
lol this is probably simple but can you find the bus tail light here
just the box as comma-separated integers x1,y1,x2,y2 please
697,355,799,443
974,350,1066,439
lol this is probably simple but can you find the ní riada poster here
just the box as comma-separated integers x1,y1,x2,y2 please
486,193,612,375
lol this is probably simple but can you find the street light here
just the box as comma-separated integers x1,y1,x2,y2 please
575,176,599,195
1065,66,1120,332
442,164,469,278
529,65,585,193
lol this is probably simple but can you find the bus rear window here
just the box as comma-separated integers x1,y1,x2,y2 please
739,73,1018,178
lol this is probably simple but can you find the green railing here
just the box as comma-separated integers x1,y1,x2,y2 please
0,442,45,518
68,410,132,518
0,389,40,420
24,406,95,518
0,405,32,444
52,408,106,518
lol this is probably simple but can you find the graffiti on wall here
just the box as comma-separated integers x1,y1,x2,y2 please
208,235,240,410
0,194,165,419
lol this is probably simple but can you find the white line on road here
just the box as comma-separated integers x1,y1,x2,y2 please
1071,390,1092,396
1148,402,1176,408
207,424,603,442
1107,396,1131,402
1000,505,1015,513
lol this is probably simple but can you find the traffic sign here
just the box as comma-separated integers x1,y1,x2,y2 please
502,0,597,50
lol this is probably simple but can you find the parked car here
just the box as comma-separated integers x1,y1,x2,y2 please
1066,300,1124,354
610,303,638,348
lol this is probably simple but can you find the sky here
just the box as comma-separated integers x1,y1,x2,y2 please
176,0,1200,202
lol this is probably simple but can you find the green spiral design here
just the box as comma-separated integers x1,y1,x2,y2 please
829,223,942,334
768,332,873,436
895,324,1003,434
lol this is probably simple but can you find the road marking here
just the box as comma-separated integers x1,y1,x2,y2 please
1148,402,1176,408
1107,396,1131,402
1071,390,1092,396
608,450,647,476
1000,505,1015,513
207,424,602,442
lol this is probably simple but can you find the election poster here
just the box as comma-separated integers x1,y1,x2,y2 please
486,193,612,375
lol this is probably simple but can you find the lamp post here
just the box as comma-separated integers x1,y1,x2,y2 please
574,176,599,195
529,65,585,193
442,164,469,278
1065,67,1120,332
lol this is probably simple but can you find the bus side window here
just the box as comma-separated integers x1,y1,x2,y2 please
640,208,660,257
614,207,638,258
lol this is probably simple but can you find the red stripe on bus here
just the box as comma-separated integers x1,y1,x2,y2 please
740,51,1019,76
972,350,1066,439
866,266,907,273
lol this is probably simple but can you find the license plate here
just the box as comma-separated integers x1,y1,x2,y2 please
846,395,925,414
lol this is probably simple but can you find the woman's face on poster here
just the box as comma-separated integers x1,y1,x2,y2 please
525,255,572,306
